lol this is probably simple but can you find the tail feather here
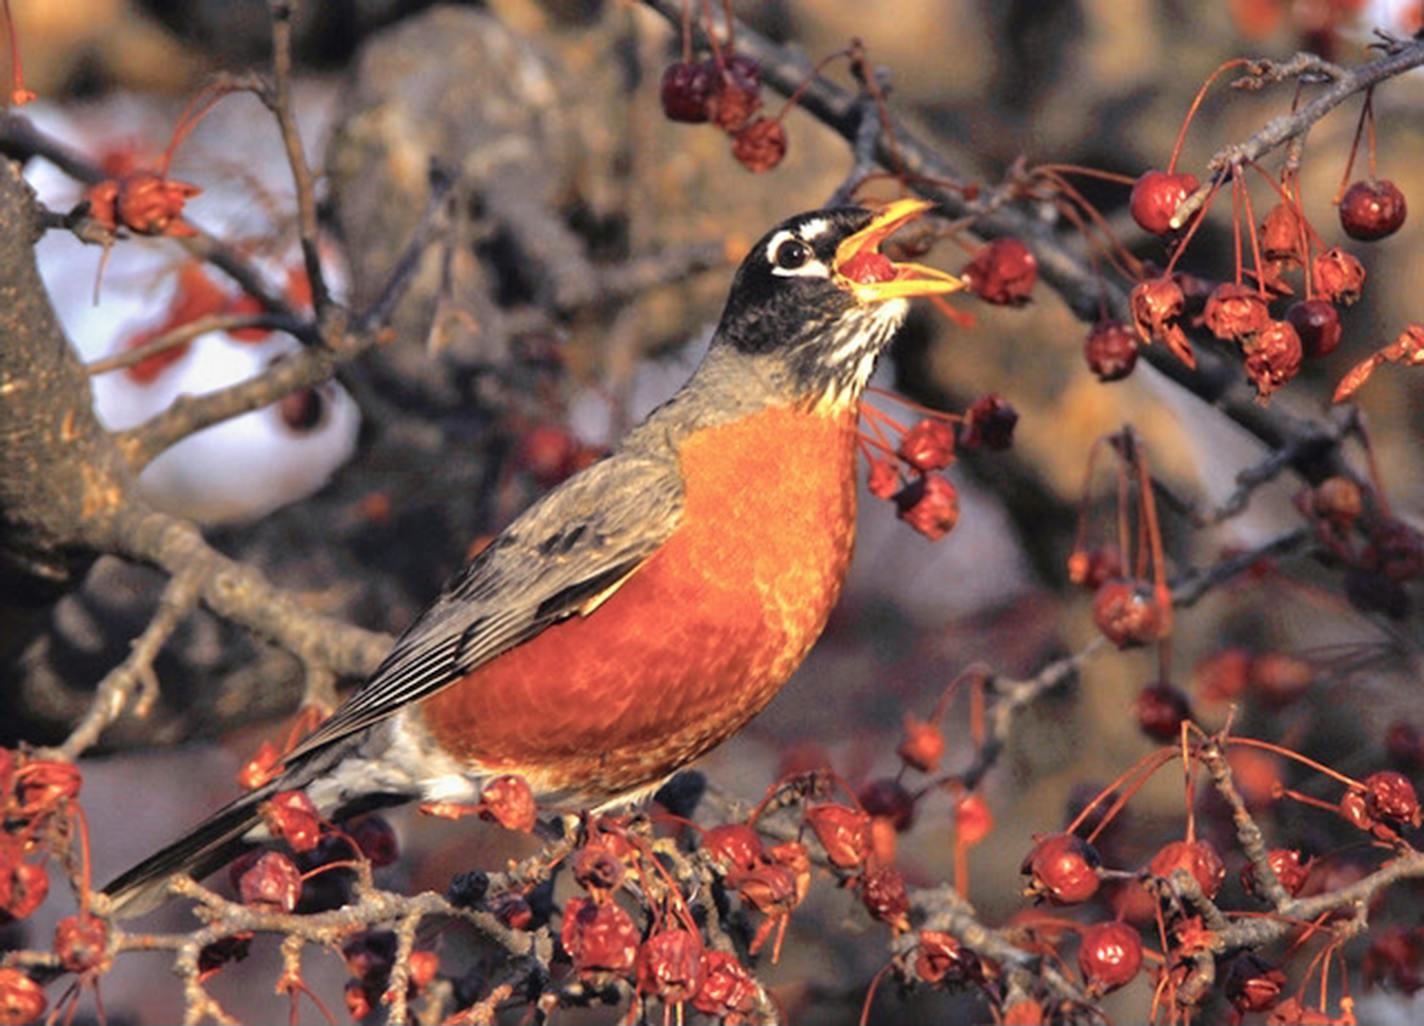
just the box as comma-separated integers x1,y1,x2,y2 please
101,781,278,919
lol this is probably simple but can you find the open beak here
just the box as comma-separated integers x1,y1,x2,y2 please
833,198,964,304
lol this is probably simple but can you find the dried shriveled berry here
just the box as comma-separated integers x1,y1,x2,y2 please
1363,770,1422,827
1286,299,1343,358
897,418,956,472
859,863,910,930
1241,848,1312,898
54,914,109,974
1068,544,1123,590
1132,681,1191,742
961,238,1037,305
479,775,536,832
1022,833,1101,905
1129,276,1194,367
1339,179,1407,240
1224,953,1286,1013
238,851,302,912
960,394,1018,450
561,897,639,979
1313,246,1366,305
3,861,48,921
1149,840,1225,899
691,951,758,1021
660,60,714,123
866,457,901,500
914,930,981,985
808,802,871,870
489,890,533,930
1260,201,1306,263
731,117,786,173
1077,920,1142,994
1092,579,1164,649
1203,283,1270,341
1243,319,1302,398
897,714,944,772
702,824,764,874
1130,170,1199,235
0,968,46,1026
893,474,959,541
1369,518,1424,583
16,760,81,815
636,929,706,1005
198,934,253,977
1084,320,1138,381
707,54,761,133
573,846,626,899
262,790,324,853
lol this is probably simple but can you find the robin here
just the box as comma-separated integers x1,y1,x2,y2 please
102,199,962,916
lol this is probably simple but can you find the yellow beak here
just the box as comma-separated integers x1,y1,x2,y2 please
833,198,965,304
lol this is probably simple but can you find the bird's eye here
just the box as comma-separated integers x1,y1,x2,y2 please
773,239,810,270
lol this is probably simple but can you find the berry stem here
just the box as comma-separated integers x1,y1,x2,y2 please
1032,163,1139,187
772,47,852,122
1237,167,1268,298
1062,745,1176,840
679,0,692,64
1227,737,1360,788
160,82,238,178
1167,58,1251,175
1334,87,1374,204
1162,176,1225,276
1231,171,1245,287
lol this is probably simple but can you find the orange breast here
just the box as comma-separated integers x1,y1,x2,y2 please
416,404,859,805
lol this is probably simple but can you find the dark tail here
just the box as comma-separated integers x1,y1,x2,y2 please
101,780,279,919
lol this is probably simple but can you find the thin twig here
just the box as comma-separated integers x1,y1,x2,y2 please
85,313,305,377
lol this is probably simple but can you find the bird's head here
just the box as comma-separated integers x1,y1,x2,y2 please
713,199,963,409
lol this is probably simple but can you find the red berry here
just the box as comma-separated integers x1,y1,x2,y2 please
478,774,537,832
277,387,325,433
866,457,901,499
344,979,376,1020
53,913,109,974
561,897,639,979
804,803,872,869
3,861,49,920
893,474,959,541
730,117,786,173
1067,544,1123,590
1192,647,1251,703
1311,476,1363,524
1084,320,1138,381
1092,579,1164,649
518,425,581,486
1247,652,1312,707
897,418,956,472
1260,201,1306,264
1313,246,1366,305
1224,953,1286,1013
0,968,46,1026
961,238,1037,305
1130,170,1200,235
1242,319,1302,398
1203,283,1270,342
573,846,626,898
1226,747,1283,810
1285,299,1343,358
1338,178,1407,240
839,249,897,284
954,793,994,847
348,815,398,867
1363,770,1422,827
702,823,764,874
660,60,714,123
914,930,981,985
859,778,917,833
897,714,945,772
859,863,910,930
636,929,706,1005
1022,833,1102,905
1148,840,1225,899
960,394,1018,450
1132,681,1191,742
1077,920,1143,994
238,851,302,912
707,54,761,133
1240,848,1312,898
1129,275,1194,367
691,951,758,1020
261,790,324,853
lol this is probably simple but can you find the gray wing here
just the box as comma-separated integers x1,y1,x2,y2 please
285,450,684,762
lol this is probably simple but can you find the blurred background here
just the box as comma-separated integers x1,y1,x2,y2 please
3,0,1423,1022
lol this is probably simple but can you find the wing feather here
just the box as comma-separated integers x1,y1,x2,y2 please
285,451,683,762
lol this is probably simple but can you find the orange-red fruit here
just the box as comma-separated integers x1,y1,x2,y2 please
960,394,1018,450
1192,647,1251,703
961,238,1037,305
1313,246,1366,305
1285,298,1343,358
707,54,762,133
702,823,764,874
560,897,639,979
572,846,626,898
915,930,981,984
897,714,945,772
731,117,786,173
691,951,759,1021
1247,652,1312,707
805,803,872,869
1260,201,1306,263
1338,179,1407,240
1022,833,1101,905
636,929,706,1004
859,864,910,930
1077,920,1143,993
1067,544,1123,590
1203,283,1270,341
897,418,956,472
1092,579,1164,649
1132,681,1191,742
479,774,537,832
1129,275,1194,367
894,474,959,541
0,968,46,1026
1130,170,1199,235
660,61,714,123
1240,848,1312,898
262,790,324,853
238,851,302,912
954,793,994,847
1084,320,1138,382
54,914,109,974
1243,319,1302,398
1363,770,1422,827
866,457,901,499
1149,839,1226,899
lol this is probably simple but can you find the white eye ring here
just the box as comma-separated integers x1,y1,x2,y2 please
764,229,830,279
